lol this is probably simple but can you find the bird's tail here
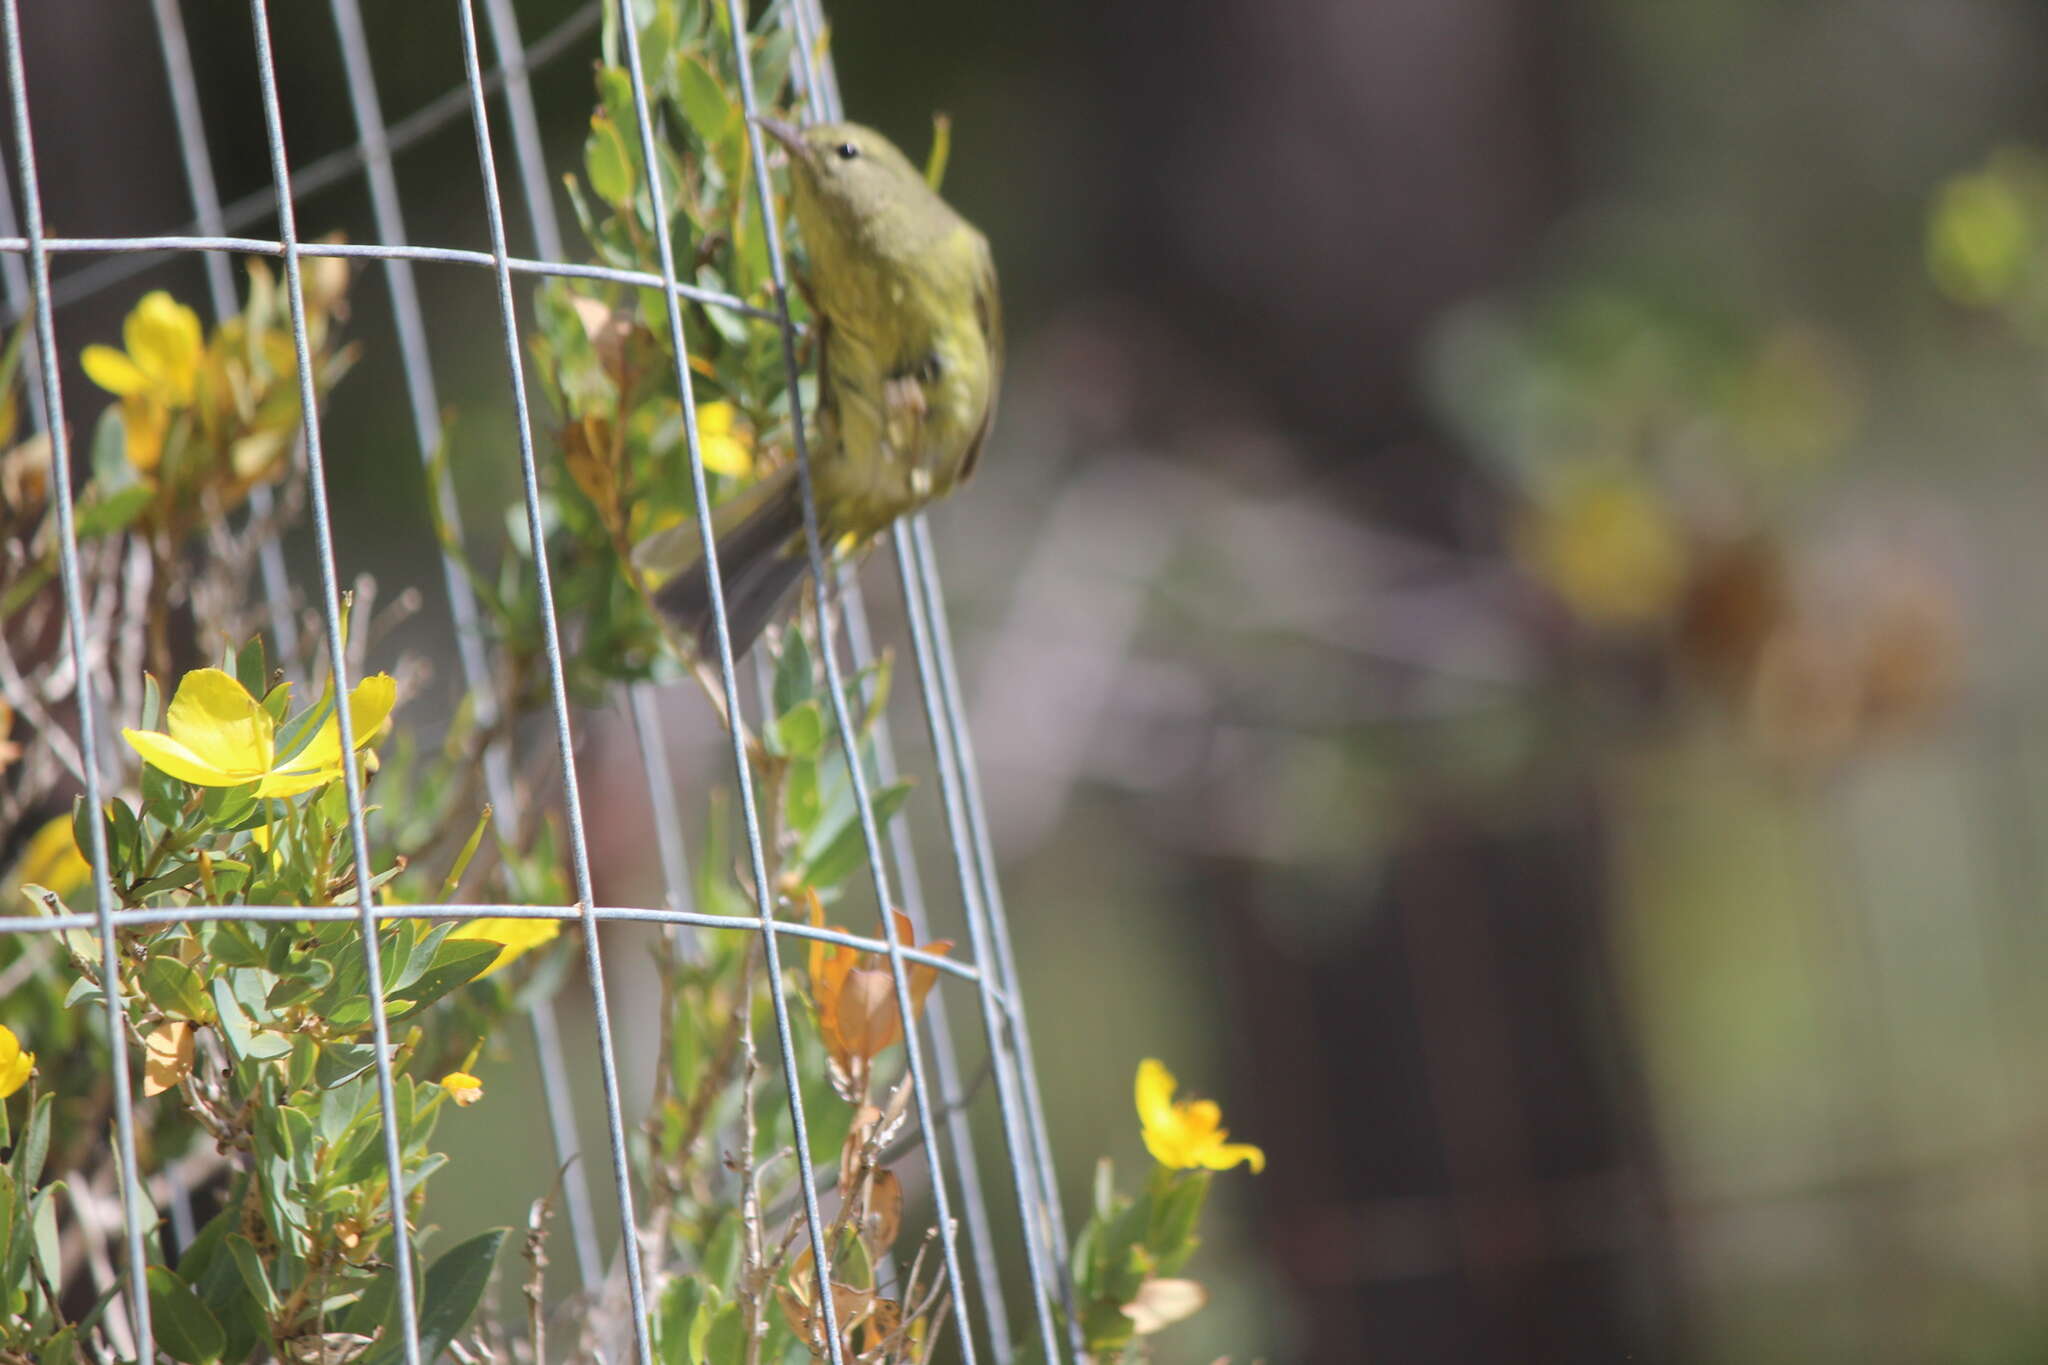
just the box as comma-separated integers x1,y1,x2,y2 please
652,462,811,659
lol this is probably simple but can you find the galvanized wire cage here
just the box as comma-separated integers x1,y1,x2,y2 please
0,2,1075,1362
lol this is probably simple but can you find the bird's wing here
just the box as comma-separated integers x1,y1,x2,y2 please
954,239,1002,486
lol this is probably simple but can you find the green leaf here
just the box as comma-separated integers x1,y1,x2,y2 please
751,27,796,109
775,699,825,761
339,1260,396,1337
798,779,914,889
39,1326,76,1365
271,687,335,773
234,637,267,698
90,405,131,490
14,1092,50,1189
209,975,256,1062
130,861,205,899
1093,1156,1118,1220
438,805,493,901
362,1227,508,1365
200,781,260,832
68,796,97,880
141,954,212,1022
314,1040,380,1091
329,1105,395,1187
586,112,637,210
702,1212,742,1291
107,797,140,879
148,1266,226,1365
774,627,814,714
785,756,820,831
384,939,500,1022
704,1302,745,1365
671,53,732,143
200,921,266,968
74,481,152,540
1146,1170,1210,1275
224,1234,279,1314
656,1275,709,1364
264,955,333,1012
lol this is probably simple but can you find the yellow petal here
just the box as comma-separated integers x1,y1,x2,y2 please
698,401,735,436
440,1072,483,1106
122,398,168,472
81,344,148,397
1200,1141,1265,1174
163,668,275,778
0,1028,30,1098
125,291,203,403
699,433,753,477
11,815,89,898
124,727,250,788
268,674,396,793
1135,1058,1177,1132
446,916,561,977
0,1048,30,1098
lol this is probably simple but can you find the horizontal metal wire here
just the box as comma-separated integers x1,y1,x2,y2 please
0,901,990,987
0,234,777,320
9,3,1057,1358
10,0,602,324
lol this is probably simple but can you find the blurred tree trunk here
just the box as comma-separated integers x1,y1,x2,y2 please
1079,0,1686,1358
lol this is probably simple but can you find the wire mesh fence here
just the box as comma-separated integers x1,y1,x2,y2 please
0,2,1076,1362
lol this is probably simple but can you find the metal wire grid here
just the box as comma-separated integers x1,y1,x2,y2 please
0,2,1077,1362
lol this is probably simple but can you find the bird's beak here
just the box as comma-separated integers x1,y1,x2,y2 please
753,117,813,167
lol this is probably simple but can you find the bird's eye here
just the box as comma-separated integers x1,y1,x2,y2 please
835,142,860,161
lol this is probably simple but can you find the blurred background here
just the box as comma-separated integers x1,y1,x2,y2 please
23,0,2048,1360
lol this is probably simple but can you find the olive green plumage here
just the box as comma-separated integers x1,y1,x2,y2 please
656,119,1002,656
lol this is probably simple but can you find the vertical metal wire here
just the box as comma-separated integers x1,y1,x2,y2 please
608,2,850,1358
453,5,657,1361
323,0,606,1290
892,530,1065,1362
478,0,705,965
722,6,981,1361
842,567,1012,1353
247,1,422,1359
0,5,155,1355
772,14,1011,1346
147,0,298,663
912,516,1086,1346
782,0,1080,1339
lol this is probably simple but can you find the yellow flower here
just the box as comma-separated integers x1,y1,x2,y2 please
122,668,395,799
445,917,561,977
440,1072,483,1106
1135,1059,1263,1174
695,401,754,477
0,1026,35,1098
81,291,204,471
7,814,90,899
1518,472,1686,627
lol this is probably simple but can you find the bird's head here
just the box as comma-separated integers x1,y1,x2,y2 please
755,118,939,245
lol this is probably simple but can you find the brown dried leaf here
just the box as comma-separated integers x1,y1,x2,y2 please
864,1168,902,1253
840,1103,883,1194
143,1021,193,1097
569,294,635,382
860,1297,902,1355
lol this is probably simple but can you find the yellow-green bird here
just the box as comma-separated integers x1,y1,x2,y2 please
655,119,1002,656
